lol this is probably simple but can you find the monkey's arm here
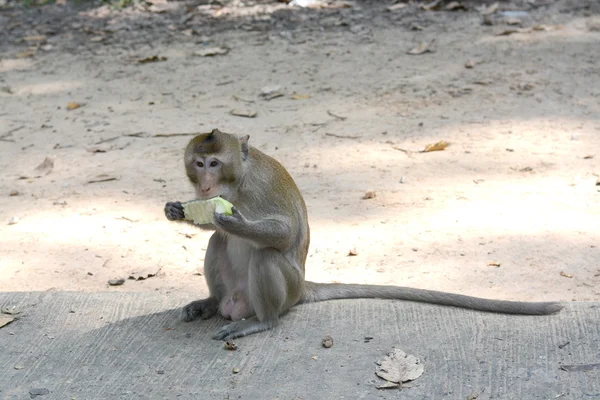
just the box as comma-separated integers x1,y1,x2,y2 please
214,207,292,250
164,201,216,231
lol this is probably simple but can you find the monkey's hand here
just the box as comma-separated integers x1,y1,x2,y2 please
165,201,185,221
213,206,247,231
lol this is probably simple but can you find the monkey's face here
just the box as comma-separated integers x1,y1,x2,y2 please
186,154,224,200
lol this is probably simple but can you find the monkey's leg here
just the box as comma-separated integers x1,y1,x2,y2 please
181,233,228,322
212,249,301,340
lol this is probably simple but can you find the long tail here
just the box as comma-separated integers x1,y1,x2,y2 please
299,281,563,315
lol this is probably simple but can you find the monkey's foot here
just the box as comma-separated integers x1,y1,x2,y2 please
180,298,218,322
212,317,273,340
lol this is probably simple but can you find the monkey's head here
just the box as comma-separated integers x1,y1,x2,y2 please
184,129,249,201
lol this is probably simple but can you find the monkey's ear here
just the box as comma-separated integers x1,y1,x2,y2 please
240,135,250,160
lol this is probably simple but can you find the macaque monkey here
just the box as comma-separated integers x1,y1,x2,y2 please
165,129,562,340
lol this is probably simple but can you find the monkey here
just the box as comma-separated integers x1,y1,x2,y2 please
164,129,563,340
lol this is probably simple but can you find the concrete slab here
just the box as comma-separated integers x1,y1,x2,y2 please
0,292,598,399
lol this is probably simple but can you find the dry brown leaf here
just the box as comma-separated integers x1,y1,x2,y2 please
481,2,498,15
348,248,358,256
0,316,15,329
137,55,167,64
421,0,443,11
422,140,449,152
194,47,229,57
363,190,376,200
34,157,54,175
67,102,81,110
560,271,573,279
88,174,120,184
465,60,474,69
376,349,424,384
407,40,435,55
583,155,594,159
23,35,46,43
291,93,311,100
488,262,501,267
386,3,407,11
445,1,466,11
519,167,533,172
230,109,257,118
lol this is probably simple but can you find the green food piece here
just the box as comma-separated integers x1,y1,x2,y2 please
183,197,234,225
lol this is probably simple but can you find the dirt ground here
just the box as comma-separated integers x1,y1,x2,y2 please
1,0,599,306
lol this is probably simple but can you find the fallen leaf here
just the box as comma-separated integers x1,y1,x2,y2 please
481,2,498,15
407,40,435,55
311,356,318,360
386,3,407,11
224,341,238,351
560,271,573,279
348,248,358,256
291,93,311,100
29,388,50,397
194,47,229,57
0,316,15,328
88,174,120,184
260,85,284,100
377,381,401,389
519,167,533,172
422,140,449,152
376,349,424,384
66,102,81,110
137,55,167,64
363,190,376,200
34,157,54,175
465,60,475,69
7,217,19,225
583,155,594,159
445,2,466,11
23,35,46,43
230,109,257,118
16,50,36,58
421,0,443,11
322,335,334,348
488,262,501,267
128,265,163,281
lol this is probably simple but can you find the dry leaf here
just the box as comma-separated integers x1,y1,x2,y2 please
322,335,334,348
560,271,573,279
422,140,449,152
35,157,54,175
421,0,443,11
16,50,36,58
23,35,46,43
291,93,311,100
407,40,435,55
348,248,358,256
519,167,533,172
488,262,501,267
128,266,162,281
66,102,81,110
377,381,401,389
376,349,424,384
0,316,15,328
445,2,466,11
583,155,594,159
194,47,229,57
230,109,257,118
363,190,376,199
137,55,167,64
88,174,120,184
311,356,318,360
8,217,19,225
386,3,407,11
481,2,498,15
465,60,475,69
224,341,238,350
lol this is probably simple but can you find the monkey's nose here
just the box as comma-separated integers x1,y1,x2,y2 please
201,186,212,193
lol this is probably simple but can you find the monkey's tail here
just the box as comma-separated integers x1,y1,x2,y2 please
299,281,563,316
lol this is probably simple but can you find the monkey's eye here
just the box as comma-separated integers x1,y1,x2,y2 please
210,160,219,167
196,161,204,168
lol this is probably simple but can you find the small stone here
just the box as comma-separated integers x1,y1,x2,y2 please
232,367,240,374
322,335,334,348
108,279,125,286
29,388,50,397
157,370,165,375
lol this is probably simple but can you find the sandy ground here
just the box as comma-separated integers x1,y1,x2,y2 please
0,0,599,306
